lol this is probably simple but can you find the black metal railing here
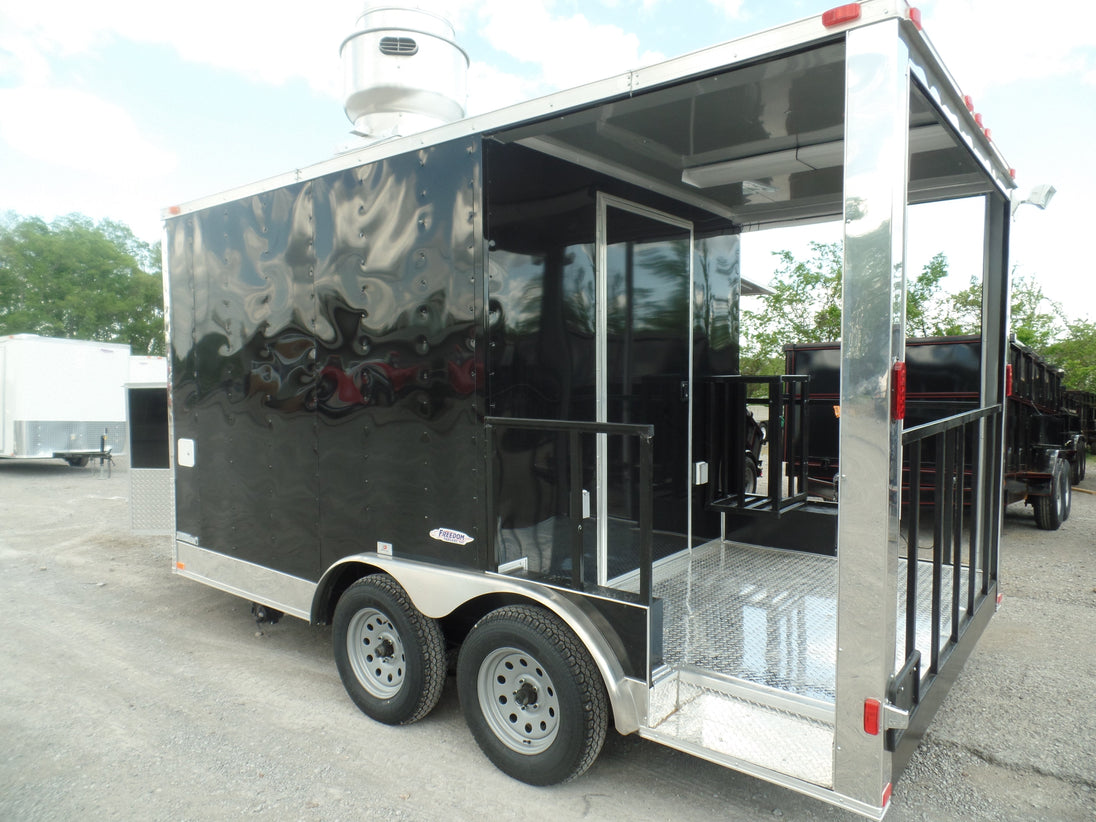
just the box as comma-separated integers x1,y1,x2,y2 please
484,416,655,604
703,375,810,517
888,403,1002,749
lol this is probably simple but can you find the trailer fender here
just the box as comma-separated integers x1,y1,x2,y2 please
313,554,646,734
1031,446,1059,480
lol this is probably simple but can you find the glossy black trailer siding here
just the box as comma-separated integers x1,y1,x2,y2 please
166,134,742,586
167,139,484,580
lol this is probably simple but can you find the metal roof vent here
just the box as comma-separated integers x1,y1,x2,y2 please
341,6,469,142
379,36,418,56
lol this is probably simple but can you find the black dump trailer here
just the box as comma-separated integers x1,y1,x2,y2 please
1063,389,1096,458
163,2,1017,817
786,335,1081,529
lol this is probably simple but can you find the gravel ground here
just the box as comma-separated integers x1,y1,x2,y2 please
1,454,1093,821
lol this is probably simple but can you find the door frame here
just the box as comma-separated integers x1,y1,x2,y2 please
595,192,695,586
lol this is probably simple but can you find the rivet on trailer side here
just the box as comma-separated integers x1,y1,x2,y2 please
161,2,1013,817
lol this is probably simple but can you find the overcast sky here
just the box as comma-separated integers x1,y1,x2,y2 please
1,0,1093,320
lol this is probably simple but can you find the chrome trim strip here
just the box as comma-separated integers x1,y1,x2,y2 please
174,542,313,621
833,20,909,806
635,728,885,821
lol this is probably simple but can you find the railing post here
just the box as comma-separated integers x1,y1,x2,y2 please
931,431,945,674
570,429,584,590
905,442,921,662
639,432,653,604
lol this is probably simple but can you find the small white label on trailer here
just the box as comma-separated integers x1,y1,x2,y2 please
177,438,195,467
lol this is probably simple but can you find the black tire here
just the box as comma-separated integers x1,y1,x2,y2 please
1033,459,1071,531
332,574,446,725
66,457,89,468
744,454,758,495
1070,454,1082,485
457,605,608,786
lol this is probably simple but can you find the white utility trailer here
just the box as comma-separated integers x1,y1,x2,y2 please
0,334,130,465
164,2,1013,817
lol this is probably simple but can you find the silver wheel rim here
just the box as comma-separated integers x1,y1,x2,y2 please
347,607,405,699
477,646,560,755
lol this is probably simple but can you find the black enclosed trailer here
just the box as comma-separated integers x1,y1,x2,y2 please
163,2,1016,817
786,335,1079,529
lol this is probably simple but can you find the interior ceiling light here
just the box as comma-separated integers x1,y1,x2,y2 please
681,124,954,189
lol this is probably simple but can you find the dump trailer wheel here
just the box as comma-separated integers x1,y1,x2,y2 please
1061,461,1073,521
457,605,608,785
744,454,759,495
1033,458,1071,531
332,574,446,725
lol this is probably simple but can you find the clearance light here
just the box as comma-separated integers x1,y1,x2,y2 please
1010,168,1017,179
908,8,923,30
176,561,187,571
864,698,881,735
168,205,182,215
985,128,992,141
822,4,861,27
964,95,975,112
1005,363,1014,397
974,113,984,127
892,361,907,421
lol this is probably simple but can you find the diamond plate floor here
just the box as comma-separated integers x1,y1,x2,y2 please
637,538,978,787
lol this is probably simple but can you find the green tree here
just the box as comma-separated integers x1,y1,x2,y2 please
741,242,843,377
741,242,959,376
936,270,1065,347
1047,319,1096,393
905,252,951,337
0,212,164,354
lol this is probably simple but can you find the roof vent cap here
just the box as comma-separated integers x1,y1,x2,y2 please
341,6,469,142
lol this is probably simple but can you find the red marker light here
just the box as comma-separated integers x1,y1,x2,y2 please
892,361,907,421
964,95,975,111
864,698,881,735
1010,168,1017,179
984,128,992,141
822,4,861,27
1005,363,1013,397
883,783,894,806
974,113,984,127
908,8,923,30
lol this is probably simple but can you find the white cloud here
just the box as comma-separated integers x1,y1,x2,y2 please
0,1,371,99
0,87,177,175
466,61,540,116
919,0,1096,96
475,0,664,93
706,0,746,18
